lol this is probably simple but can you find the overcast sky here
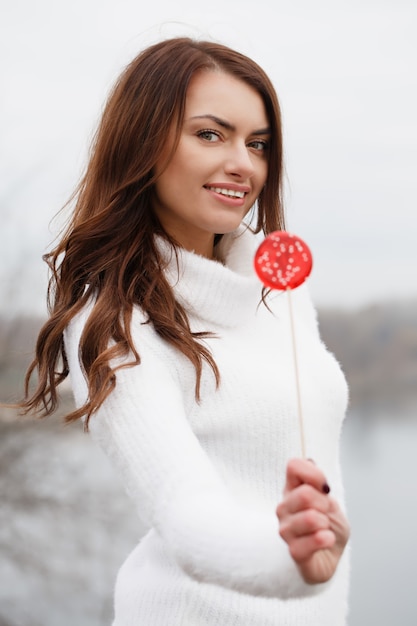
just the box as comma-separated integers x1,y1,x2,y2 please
1,0,416,314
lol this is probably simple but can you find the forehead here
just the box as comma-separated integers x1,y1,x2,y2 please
184,70,269,128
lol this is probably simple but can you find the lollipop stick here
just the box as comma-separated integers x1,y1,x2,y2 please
286,287,306,459
254,230,313,459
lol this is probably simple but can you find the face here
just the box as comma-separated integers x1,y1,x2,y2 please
152,70,270,258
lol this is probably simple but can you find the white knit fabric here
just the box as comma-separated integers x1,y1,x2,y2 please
64,225,350,625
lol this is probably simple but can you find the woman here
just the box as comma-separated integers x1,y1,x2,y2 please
22,38,350,624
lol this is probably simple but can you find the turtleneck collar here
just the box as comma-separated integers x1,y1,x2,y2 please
156,225,263,328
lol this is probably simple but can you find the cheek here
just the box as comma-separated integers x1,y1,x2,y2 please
164,152,197,190
262,158,269,182
254,161,268,194
154,159,186,201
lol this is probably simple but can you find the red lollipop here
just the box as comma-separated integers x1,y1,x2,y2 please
254,231,313,290
254,231,314,458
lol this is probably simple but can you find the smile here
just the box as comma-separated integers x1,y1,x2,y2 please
205,186,247,199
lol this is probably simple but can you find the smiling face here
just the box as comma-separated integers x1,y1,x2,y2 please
152,70,270,258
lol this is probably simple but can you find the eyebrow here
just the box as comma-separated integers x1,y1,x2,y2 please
188,114,270,135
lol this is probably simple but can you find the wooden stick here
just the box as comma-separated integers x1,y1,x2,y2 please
286,287,306,458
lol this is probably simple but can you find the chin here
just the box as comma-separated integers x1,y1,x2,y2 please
212,219,245,235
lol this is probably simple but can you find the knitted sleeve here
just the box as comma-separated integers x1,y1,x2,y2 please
65,314,329,600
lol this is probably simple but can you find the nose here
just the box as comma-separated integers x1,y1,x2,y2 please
224,141,255,179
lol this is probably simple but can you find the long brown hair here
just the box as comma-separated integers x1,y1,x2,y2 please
20,37,286,427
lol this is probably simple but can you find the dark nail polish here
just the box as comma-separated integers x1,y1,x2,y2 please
322,483,331,494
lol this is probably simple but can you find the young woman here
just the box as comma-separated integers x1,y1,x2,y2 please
21,38,350,624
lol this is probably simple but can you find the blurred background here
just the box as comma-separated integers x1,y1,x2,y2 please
1,1,416,624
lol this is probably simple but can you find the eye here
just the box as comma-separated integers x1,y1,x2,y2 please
197,129,221,142
248,139,269,152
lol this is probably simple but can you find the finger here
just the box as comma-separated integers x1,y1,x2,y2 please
277,483,332,519
285,458,330,495
279,509,331,542
288,529,336,564
326,500,351,548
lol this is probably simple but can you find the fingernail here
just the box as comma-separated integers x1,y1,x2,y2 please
322,483,331,494
307,458,316,464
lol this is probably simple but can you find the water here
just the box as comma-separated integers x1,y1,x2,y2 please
341,412,417,625
1,410,416,625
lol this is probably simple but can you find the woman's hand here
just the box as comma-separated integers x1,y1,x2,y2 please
276,458,350,585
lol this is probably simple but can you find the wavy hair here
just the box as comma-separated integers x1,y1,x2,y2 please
19,37,286,427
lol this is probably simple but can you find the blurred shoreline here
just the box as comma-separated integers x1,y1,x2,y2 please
2,297,417,414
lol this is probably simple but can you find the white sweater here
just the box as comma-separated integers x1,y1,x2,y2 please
64,226,350,625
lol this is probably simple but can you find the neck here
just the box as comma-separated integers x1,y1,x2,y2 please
173,231,216,259
154,211,216,258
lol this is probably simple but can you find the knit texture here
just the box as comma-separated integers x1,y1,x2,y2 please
64,225,350,625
